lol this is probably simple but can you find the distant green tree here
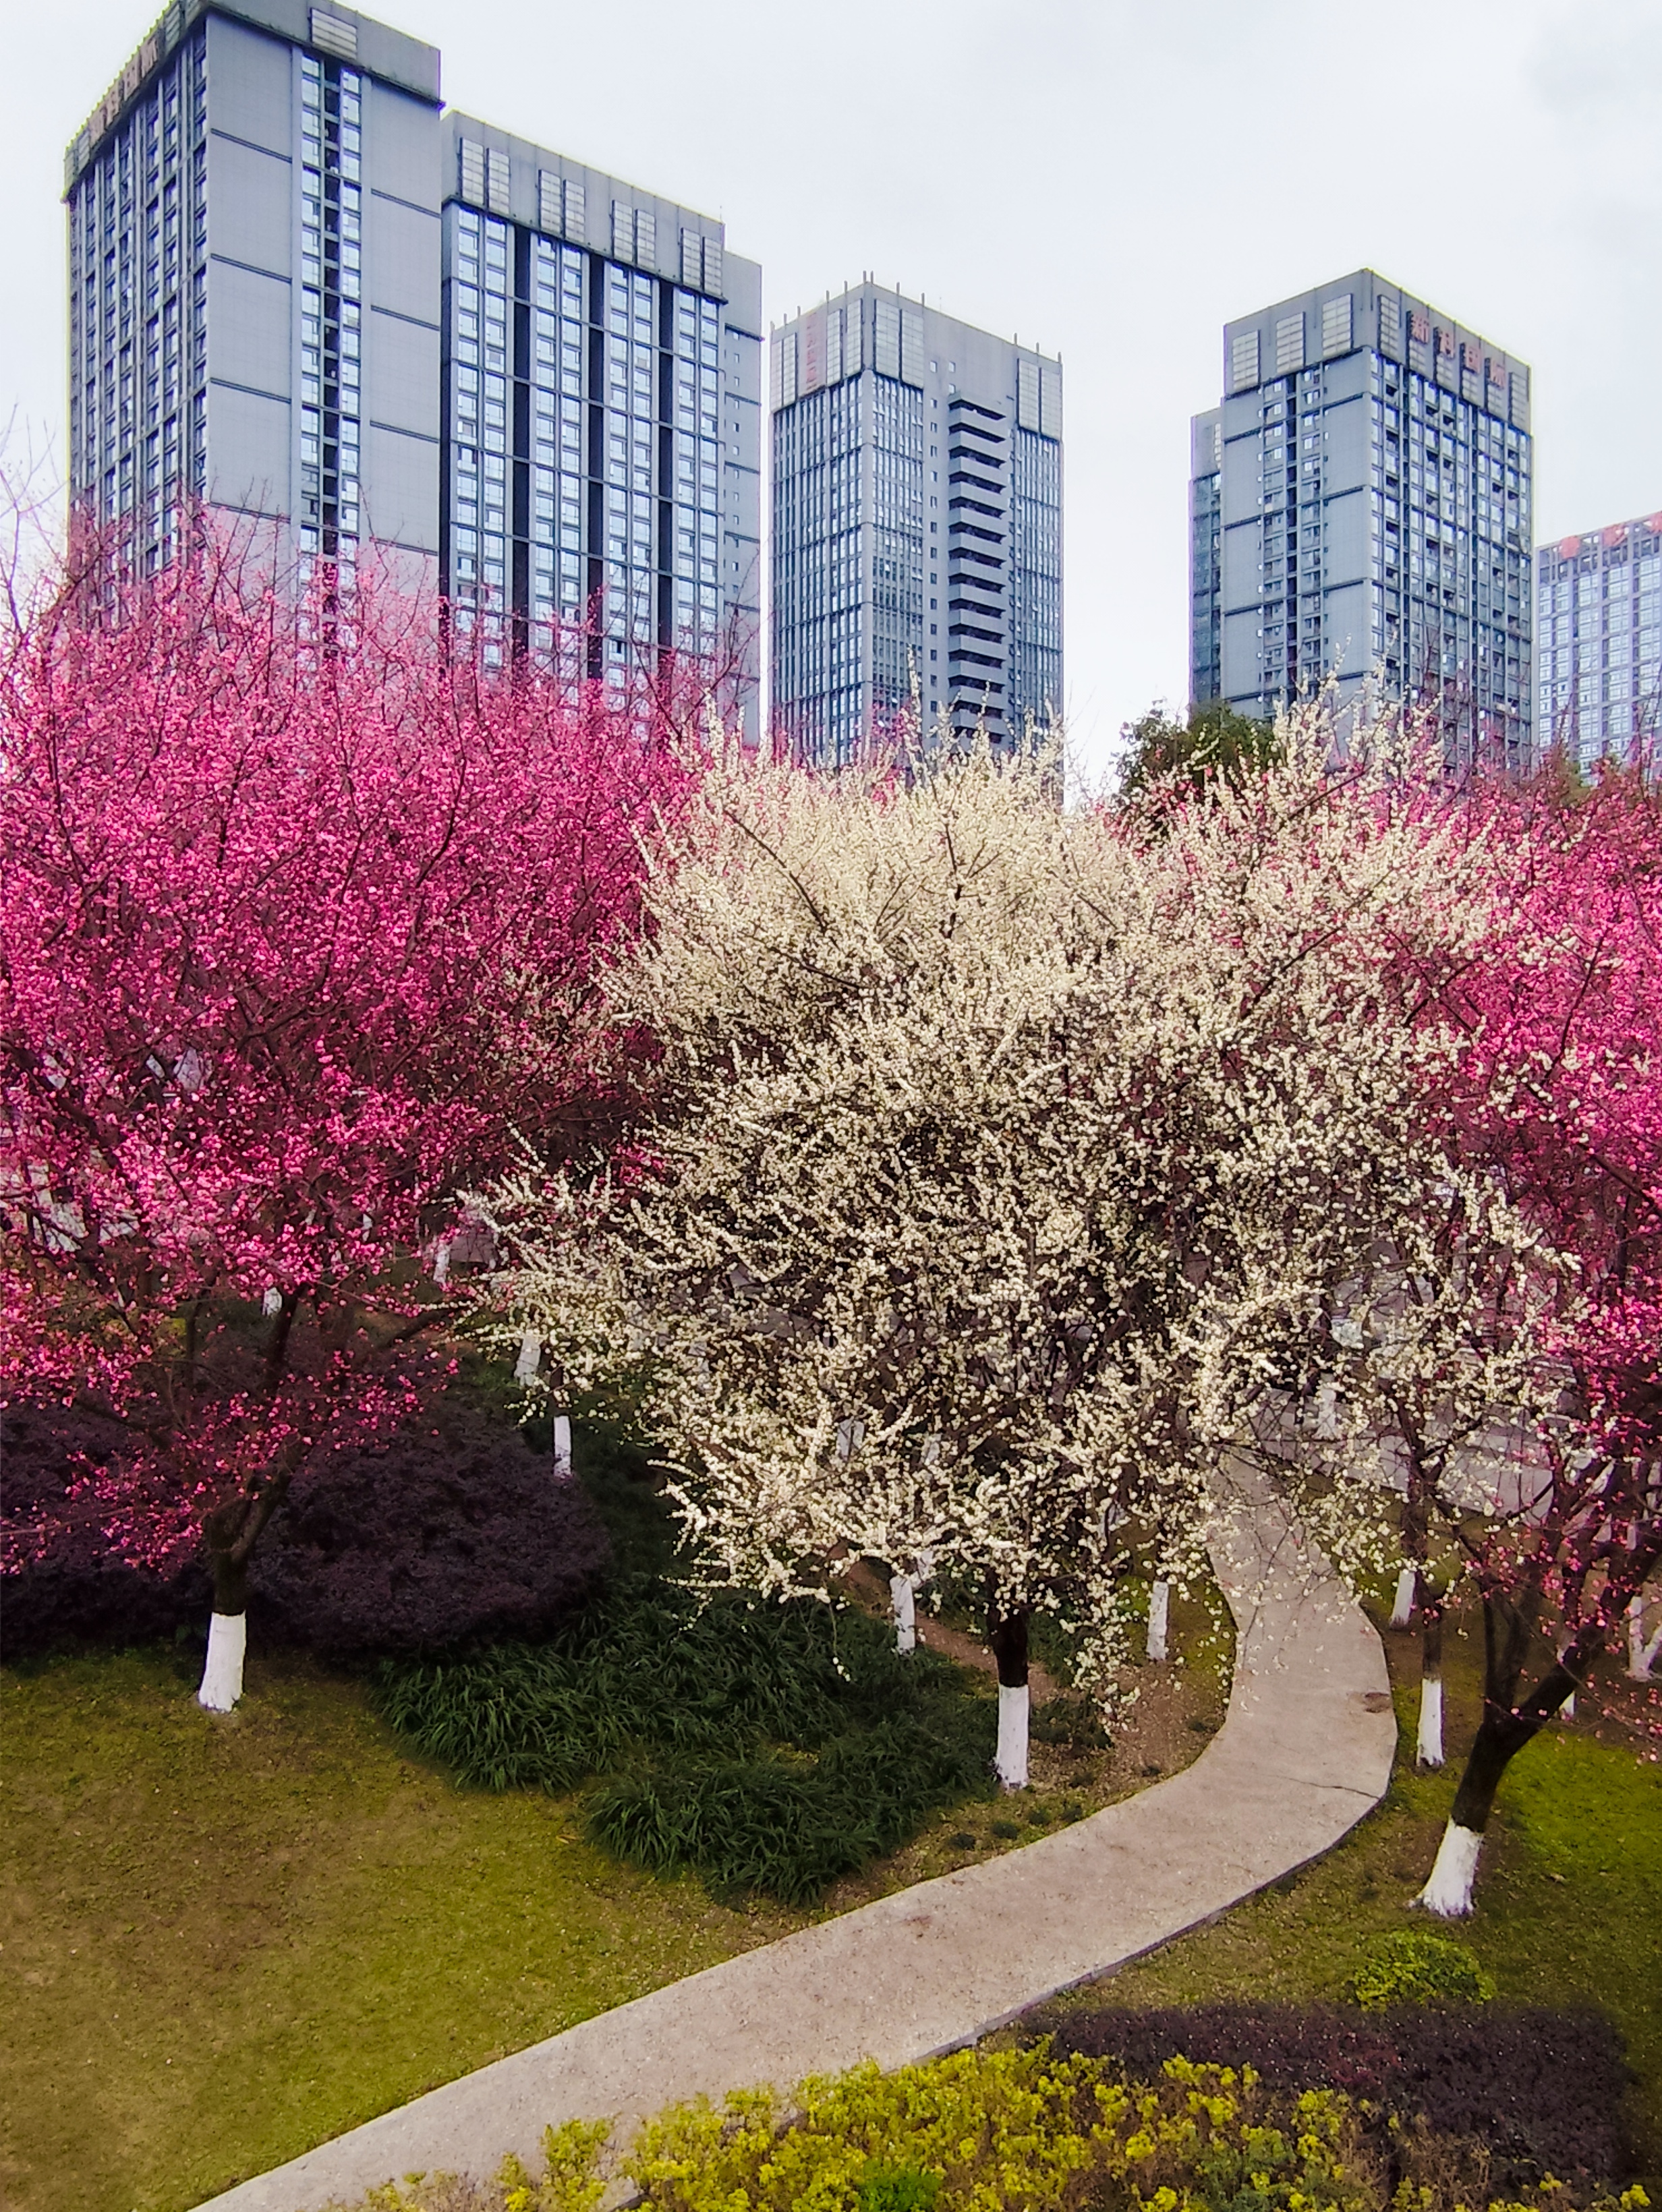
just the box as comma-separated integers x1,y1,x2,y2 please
1117,698,1282,804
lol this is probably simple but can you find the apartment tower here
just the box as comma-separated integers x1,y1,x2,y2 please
770,284,1062,766
1535,515,1662,769
65,0,443,589
64,0,762,725
435,115,760,721
1190,270,1533,765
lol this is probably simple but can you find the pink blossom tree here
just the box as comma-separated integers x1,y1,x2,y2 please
1408,765,1662,1912
0,550,689,1707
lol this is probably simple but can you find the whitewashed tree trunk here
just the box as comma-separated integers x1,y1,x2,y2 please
1146,1579,1170,1662
889,1572,917,1654
261,1286,283,1318
1628,1594,1661,1681
552,1414,572,1482
995,1684,1029,1790
1416,1675,1444,1768
197,1612,247,1712
1415,1604,1445,1768
1416,1819,1483,1916
513,1327,542,1383
432,1240,452,1285
1556,1643,1576,1719
1390,1566,1418,1629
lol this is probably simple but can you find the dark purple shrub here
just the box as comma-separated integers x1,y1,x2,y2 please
2,1401,608,1661
251,1407,610,1659
1036,2002,1632,2187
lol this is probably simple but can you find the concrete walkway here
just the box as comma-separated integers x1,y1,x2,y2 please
198,1474,1397,2212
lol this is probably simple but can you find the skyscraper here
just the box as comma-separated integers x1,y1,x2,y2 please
1535,515,1662,769
436,114,761,723
65,0,442,590
1190,271,1533,765
64,0,762,726
1189,409,1222,707
770,284,1062,766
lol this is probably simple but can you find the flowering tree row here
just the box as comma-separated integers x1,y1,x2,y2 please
5,539,1655,1925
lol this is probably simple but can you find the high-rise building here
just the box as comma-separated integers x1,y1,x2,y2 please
770,284,1062,766
436,115,761,722
1535,515,1662,770
63,0,763,727
65,0,443,591
1189,409,1222,706
1191,271,1534,765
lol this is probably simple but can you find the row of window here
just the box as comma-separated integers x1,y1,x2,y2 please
68,32,207,549
295,54,361,564
443,210,733,645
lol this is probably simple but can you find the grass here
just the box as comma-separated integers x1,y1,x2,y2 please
0,1642,804,2212
0,1403,1226,2212
1019,1596,1662,2186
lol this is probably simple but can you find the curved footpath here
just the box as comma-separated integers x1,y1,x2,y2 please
198,1470,1398,2212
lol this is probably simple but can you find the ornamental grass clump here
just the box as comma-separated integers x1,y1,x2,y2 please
374,1579,994,1902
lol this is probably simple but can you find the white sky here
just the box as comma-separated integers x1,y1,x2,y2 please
4,0,1659,779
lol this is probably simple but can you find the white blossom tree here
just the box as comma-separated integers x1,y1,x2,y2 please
489,711,1486,1793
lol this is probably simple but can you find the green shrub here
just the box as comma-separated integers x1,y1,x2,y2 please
1347,1930,1496,2010
587,1712,991,1906
375,1581,995,1903
623,2047,1109,2212
856,2163,942,2212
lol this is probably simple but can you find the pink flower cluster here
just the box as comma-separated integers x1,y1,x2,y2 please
1,554,689,1571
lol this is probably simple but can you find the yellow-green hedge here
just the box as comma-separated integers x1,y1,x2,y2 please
328,2047,1651,2212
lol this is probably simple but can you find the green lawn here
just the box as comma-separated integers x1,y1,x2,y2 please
0,1646,805,2212
1027,1603,1662,2186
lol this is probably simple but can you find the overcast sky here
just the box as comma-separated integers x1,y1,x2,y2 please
4,0,1659,777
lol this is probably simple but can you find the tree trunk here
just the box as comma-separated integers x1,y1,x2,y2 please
890,1571,918,1655
199,1611,248,1712
1146,1579,1170,1662
988,1601,1031,1790
199,1528,252,1713
552,1413,572,1482
1390,1565,1418,1629
1417,1585,1575,1917
1416,1600,1444,1768
196,1478,290,1713
1629,1592,1661,1681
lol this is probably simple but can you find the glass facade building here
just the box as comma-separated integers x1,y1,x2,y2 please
64,1,762,730
65,0,444,593
1192,271,1534,767
1189,409,1222,705
770,285,1062,766
1535,516,1662,769
437,119,761,725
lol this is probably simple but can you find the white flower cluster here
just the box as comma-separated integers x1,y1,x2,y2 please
486,707,1501,1715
